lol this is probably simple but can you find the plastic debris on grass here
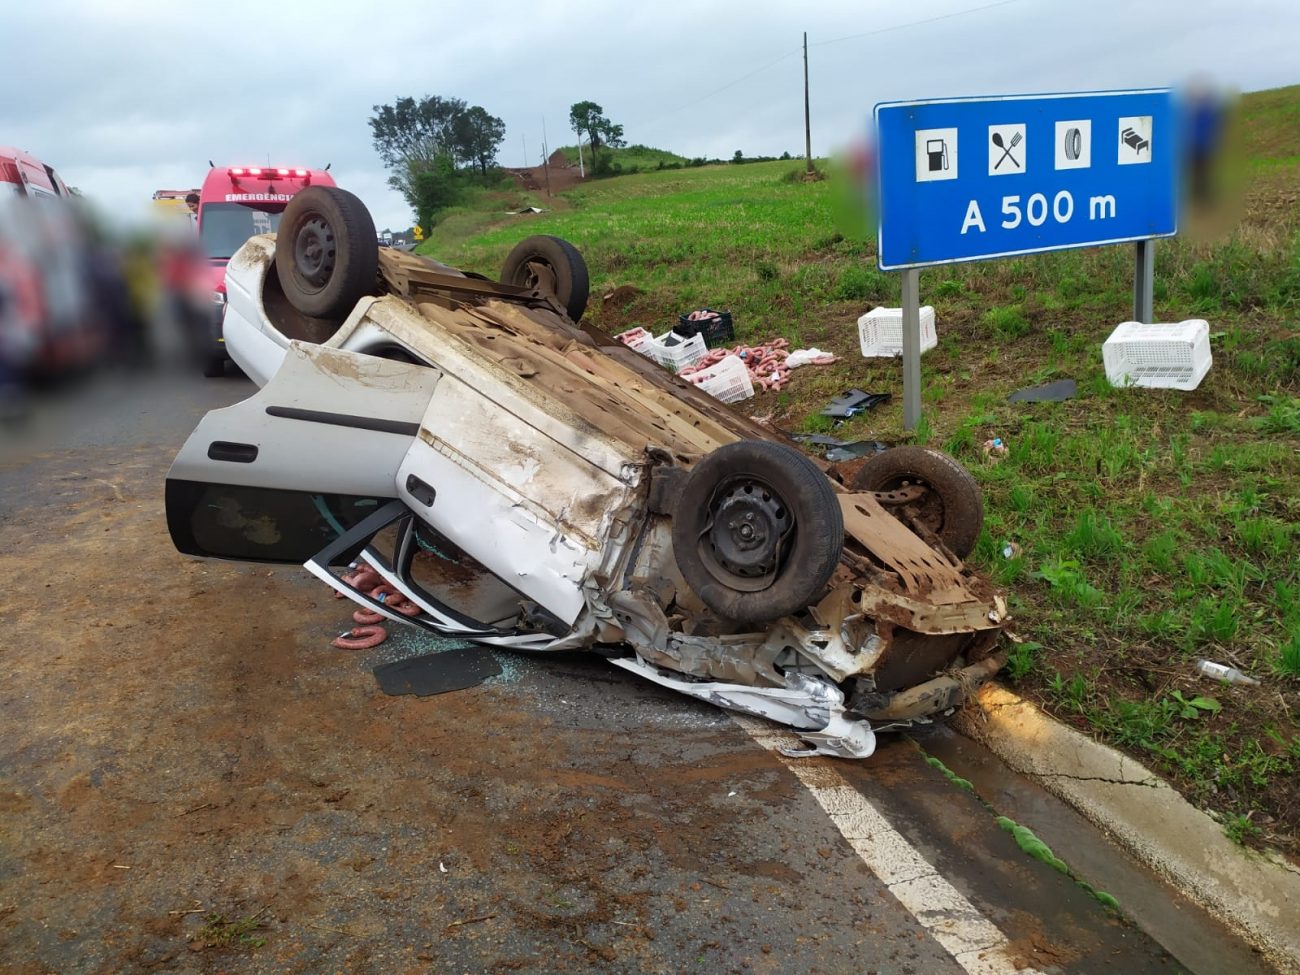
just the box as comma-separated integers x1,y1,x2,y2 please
786,347,838,368
822,389,891,419
982,437,1009,459
1196,659,1261,686
792,432,887,463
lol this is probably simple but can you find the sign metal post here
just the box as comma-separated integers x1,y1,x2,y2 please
1134,239,1155,323
901,269,922,431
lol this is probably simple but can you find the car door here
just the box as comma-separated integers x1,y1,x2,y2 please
166,341,441,565
392,364,643,628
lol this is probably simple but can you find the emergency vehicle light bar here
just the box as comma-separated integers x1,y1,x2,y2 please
229,167,310,178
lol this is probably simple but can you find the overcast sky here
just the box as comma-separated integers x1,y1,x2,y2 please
3,0,1296,231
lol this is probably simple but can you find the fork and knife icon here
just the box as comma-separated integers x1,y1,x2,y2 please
992,130,1023,169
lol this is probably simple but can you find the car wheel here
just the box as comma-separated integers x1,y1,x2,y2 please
202,355,225,378
672,440,844,625
500,235,589,322
850,446,983,558
275,187,378,319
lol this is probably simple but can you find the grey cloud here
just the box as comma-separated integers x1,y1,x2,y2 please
2,0,1295,232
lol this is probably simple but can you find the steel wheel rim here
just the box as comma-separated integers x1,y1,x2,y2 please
293,214,336,293
697,475,793,591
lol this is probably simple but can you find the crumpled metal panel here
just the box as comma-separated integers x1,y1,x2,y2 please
611,658,877,758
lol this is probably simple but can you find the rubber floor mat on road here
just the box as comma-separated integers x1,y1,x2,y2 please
372,646,502,697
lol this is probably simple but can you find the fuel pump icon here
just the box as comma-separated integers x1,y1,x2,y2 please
926,138,949,172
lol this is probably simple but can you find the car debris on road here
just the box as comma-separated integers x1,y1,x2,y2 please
166,186,1009,757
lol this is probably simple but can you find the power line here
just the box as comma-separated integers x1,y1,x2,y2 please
642,48,799,128
810,0,1025,48
642,0,1028,130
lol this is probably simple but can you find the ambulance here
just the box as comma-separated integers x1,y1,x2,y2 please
194,164,336,376
0,146,71,199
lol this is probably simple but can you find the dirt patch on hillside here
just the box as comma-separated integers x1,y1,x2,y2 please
505,162,586,196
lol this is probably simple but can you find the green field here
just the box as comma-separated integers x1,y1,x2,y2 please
420,88,1300,851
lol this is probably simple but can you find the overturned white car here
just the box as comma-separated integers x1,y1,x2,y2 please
167,187,1008,757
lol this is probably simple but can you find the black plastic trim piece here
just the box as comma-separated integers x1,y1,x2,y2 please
265,406,420,437
207,441,258,463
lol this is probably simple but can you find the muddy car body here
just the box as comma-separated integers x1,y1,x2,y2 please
167,187,1008,757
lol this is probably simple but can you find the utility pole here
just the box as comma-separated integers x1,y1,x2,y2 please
541,118,552,198
803,31,813,174
522,134,528,169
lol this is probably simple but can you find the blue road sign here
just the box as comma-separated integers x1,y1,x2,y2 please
874,89,1178,271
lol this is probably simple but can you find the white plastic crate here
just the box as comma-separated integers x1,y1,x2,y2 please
858,305,937,358
1103,319,1211,390
614,327,655,354
613,326,705,370
644,329,708,371
685,354,754,403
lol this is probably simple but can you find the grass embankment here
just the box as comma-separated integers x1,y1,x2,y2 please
420,90,1300,852
551,144,691,170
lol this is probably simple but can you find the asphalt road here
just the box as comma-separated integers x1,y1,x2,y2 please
0,365,1273,974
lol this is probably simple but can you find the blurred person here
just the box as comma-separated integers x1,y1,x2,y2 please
83,221,149,370
1181,76,1235,209
156,227,212,365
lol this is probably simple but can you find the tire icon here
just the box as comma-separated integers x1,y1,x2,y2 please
1064,127,1082,161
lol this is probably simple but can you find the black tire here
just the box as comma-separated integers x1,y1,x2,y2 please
850,446,983,558
202,355,225,378
672,440,844,625
500,235,589,322
275,187,378,319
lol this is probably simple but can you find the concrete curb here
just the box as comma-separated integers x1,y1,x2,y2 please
954,683,1300,975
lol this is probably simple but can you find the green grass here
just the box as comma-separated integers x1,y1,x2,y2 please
419,159,865,339
417,85,1300,850
553,143,691,171
1224,813,1264,846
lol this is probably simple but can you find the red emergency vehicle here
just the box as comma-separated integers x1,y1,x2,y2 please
0,146,71,199
1,148,107,384
195,164,336,376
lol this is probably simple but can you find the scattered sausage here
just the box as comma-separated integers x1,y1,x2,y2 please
325,564,423,646
681,338,793,392
332,625,388,650
336,565,381,597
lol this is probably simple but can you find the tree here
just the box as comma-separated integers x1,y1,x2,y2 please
410,153,462,231
369,95,467,202
454,106,506,179
600,121,626,150
569,101,625,169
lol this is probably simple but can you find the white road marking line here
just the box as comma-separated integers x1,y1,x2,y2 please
738,718,1045,975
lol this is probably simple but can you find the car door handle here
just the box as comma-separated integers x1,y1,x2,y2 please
405,474,436,507
207,441,259,463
